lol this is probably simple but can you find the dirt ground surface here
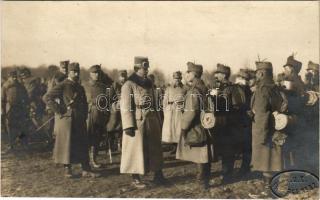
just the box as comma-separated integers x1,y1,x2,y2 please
1,137,319,199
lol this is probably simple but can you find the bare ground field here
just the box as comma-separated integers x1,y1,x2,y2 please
1,135,318,199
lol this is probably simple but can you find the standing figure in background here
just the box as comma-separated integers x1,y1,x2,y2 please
85,65,113,168
148,74,164,122
19,67,46,145
120,57,166,188
44,62,100,178
107,70,128,152
234,69,253,175
304,61,319,175
47,61,69,91
162,71,186,155
45,61,69,146
2,70,30,152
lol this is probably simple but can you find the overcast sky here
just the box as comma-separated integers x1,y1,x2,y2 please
2,1,319,77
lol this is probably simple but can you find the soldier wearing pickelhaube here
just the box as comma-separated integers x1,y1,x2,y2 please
85,65,113,168
2,70,30,152
251,61,288,185
162,71,186,154
234,69,253,174
176,62,212,190
208,64,247,183
120,56,166,188
107,70,128,152
44,62,100,178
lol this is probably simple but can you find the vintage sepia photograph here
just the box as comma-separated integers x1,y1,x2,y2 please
1,1,319,199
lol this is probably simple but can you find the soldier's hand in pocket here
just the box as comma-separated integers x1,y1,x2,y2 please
124,128,135,137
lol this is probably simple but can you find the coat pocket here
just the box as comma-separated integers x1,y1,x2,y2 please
185,125,207,147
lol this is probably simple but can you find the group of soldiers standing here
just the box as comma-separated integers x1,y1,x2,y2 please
1,55,319,191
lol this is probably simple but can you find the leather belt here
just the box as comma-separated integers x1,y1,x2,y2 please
136,104,151,109
168,101,184,105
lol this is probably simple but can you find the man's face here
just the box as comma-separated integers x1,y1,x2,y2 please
9,75,17,82
235,77,247,86
137,67,149,78
60,67,67,75
284,65,294,76
173,78,182,85
307,69,317,77
255,70,264,81
68,70,80,81
214,72,226,82
249,78,256,87
90,72,99,81
119,76,127,84
185,71,196,83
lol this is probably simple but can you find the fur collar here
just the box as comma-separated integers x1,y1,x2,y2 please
128,73,153,89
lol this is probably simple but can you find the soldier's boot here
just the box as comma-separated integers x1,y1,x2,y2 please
89,146,102,168
221,157,235,184
132,174,146,189
197,163,211,190
19,133,29,150
153,170,169,186
81,162,101,178
262,172,273,187
64,165,73,178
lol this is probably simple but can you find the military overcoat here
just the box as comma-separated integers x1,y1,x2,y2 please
251,78,287,172
44,78,89,164
176,78,213,163
162,84,186,143
120,73,163,174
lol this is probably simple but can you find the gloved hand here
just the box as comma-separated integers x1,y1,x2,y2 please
272,131,287,146
124,128,135,137
209,89,219,96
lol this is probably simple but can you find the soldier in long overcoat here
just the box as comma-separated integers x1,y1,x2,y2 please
162,71,186,145
251,61,288,184
176,62,212,190
43,63,99,178
85,65,113,168
120,57,166,188
2,70,30,151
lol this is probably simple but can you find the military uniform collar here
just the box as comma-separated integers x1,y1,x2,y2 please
128,73,153,89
